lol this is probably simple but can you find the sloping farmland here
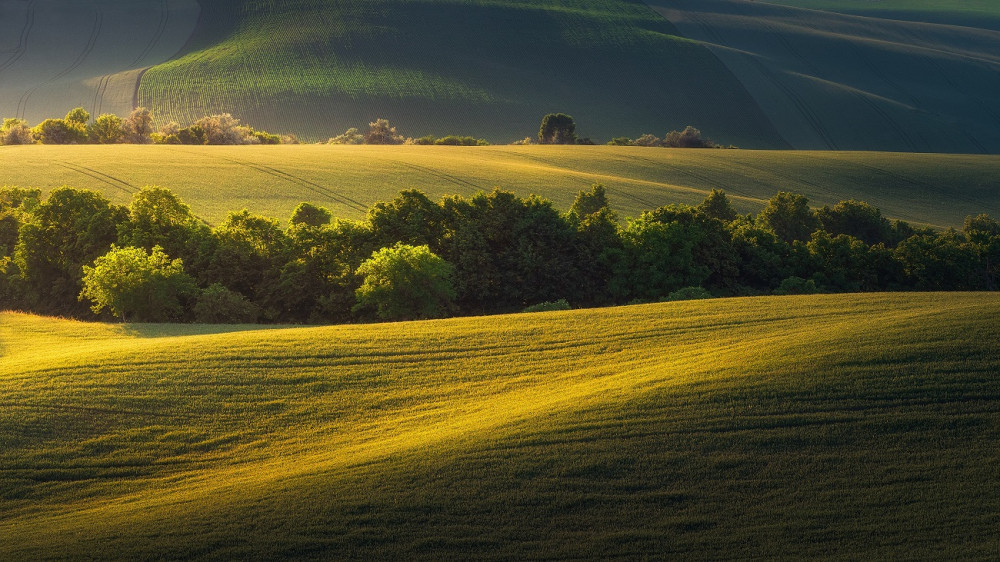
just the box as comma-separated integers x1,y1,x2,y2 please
649,0,1000,153
0,0,199,123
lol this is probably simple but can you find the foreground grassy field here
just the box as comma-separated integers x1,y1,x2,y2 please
1,293,998,558
3,144,999,228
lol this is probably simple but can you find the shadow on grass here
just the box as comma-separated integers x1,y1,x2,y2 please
117,323,293,339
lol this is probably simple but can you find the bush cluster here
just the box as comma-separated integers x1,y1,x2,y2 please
0,108,286,146
327,119,489,146
0,185,996,324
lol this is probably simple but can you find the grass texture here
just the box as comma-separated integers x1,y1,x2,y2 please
650,0,1000,153
1,292,998,558
1,144,998,228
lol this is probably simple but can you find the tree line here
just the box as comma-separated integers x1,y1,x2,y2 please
0,184,996,323
0,107,286,146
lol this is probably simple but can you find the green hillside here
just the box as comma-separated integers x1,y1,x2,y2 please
2,293,999,558
2,144,997,228
650,0,1000,153
136,0,785,146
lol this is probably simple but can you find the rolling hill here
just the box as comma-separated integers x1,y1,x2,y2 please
2,144,997,228
2,292,999,558
6,1,1000,151
649,0,1000,153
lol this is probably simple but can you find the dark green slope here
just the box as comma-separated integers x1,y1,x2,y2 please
650,0,1000,153
137,0,789,145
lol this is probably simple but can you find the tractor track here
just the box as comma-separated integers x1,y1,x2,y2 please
0,0,35,76
58,162,138,196
17,5,103,120
131,0,169,67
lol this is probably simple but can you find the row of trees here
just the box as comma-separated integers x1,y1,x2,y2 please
0,108,285,146
0,184,996,323
535,113,724,148
327,119,489,146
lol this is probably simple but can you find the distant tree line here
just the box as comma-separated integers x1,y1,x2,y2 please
0,107,290,146
0,184,996,324
327,119,490,146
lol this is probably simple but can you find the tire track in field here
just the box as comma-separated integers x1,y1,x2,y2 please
507,151,665,210
810,154,987,209
16,5,103,120
203,153,370,213
0,0,35,76
388,160,486,192
130,0,169,67
58,162,138,196
91,73,112,117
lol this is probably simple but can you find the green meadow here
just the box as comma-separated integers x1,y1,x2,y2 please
2,293,998,558
2,144,998,228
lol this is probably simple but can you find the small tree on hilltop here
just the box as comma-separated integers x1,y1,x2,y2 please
79,245,197,322
123,107,154,144
538,113,577,144
354,243,456,321
365,119,405,145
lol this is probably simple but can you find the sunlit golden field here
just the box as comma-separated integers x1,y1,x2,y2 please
2,144,998,228
2,293,999,558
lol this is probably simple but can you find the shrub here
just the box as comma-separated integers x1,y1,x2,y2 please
328,127,364,145
365,119,405,145
773,276,819,295
666,286,713,301
290,202,332,227
194,283,260,323
354,243,456,321
607,137,633,146
663,126,715,148
79,245,197,322
123,107,154,144
633,133,661,147
33,118,88,144
0,118,33,145
523,299,571,312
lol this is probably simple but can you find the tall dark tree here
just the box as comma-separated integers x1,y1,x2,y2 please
538,113,577,144
758,191,819,244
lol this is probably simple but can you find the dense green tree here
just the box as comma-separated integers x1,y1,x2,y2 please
202,210,289,316
33,118,88,144
440,189,578,311
64,107,91,126
194,283,260,324
89,113,124,144
816,200,894,246
14,188,126,314
963,214,1000,290
538,113,577,145
895,230,980,290
569,183,611,220
354,243,455,321
118,187,216,279
289,202,332,227
758,191,819,243
698,189,738,222
644,204,739,293
366,189,446,249
80,245,196,322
